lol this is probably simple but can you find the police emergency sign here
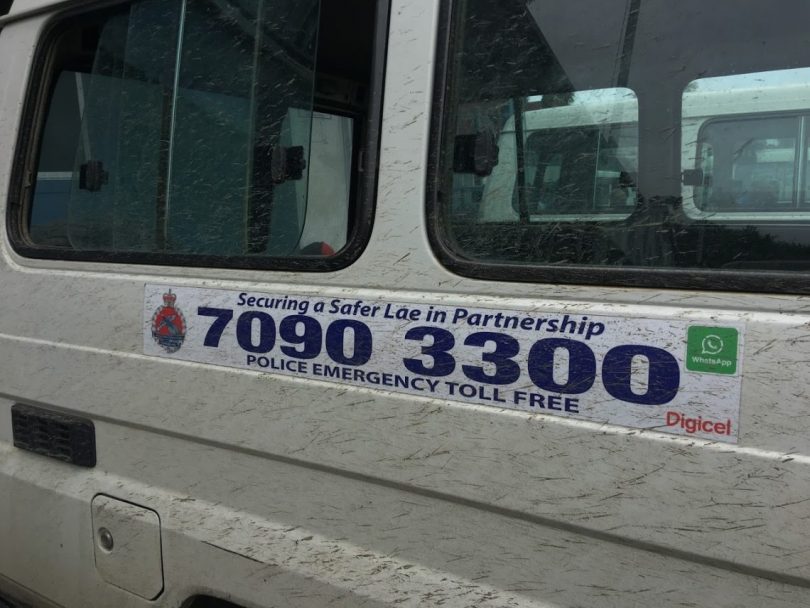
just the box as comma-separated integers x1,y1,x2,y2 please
144,285,744,443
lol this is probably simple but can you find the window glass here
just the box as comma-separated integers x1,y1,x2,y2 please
483,89,638,222
682,70,810,219
27,0,363,262
694,117,798,213
436,0,810,277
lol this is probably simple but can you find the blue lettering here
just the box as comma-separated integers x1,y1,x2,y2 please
602,345,679,405
279,315,322,359
452,308,469,324
462,332,521,385
236,311,276,354
527,338,596,394
325,320,372,366
403,326,456,377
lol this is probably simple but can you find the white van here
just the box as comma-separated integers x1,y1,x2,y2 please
3,1,810,607
481,69,810,225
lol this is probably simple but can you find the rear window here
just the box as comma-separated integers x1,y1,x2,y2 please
430,0,810,291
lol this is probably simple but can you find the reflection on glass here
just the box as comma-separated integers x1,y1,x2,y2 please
682,68,810,217
442,0,810,273
30,0,328,258
695,117,798,211
478,88,638,222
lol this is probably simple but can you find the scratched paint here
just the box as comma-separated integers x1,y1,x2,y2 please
1,1,810,607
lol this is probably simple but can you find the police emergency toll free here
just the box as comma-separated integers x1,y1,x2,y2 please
245,356,580,413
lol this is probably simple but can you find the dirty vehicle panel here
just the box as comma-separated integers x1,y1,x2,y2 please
2,1,810,607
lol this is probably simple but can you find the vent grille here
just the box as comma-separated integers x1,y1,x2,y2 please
11,404,96,467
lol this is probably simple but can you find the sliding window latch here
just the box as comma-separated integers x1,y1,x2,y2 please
682,168,711,187
453,131,499,177
79,160,109,192
270,146,306,184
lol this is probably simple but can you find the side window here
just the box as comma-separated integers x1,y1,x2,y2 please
431,0,810,291
15,0,383,268
681,72,810,221
517,96,637,219
692,116,799,213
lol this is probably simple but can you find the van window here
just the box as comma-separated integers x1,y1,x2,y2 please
431,0,810,290
681,69,810,223
477,89,638,223
16,0,382,268
694,116,800,213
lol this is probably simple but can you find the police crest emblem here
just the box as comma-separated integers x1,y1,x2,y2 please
151,290,186,353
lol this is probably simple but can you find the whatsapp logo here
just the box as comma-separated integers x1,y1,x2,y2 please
687,326,739,375
701,334,724,355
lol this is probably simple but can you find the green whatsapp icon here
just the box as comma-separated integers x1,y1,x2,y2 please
686,326,739,375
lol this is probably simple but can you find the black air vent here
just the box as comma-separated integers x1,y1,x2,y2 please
11,404,96,467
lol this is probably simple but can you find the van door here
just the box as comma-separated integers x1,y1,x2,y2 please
3,1,810,607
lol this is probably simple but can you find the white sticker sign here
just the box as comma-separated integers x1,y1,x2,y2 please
144,285,744,443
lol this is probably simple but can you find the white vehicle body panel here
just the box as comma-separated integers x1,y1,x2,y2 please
1,1,810,607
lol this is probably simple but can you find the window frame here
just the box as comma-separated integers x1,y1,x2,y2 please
426,1,810,294
7,0,389,272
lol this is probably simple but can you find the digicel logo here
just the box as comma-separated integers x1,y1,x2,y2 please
666,411,732,436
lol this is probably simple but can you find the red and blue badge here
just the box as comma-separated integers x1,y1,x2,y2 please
151,290,186,353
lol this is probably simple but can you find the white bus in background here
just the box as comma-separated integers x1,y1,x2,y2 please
681,68,810,221
479,68,810,225
479,87,640,223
